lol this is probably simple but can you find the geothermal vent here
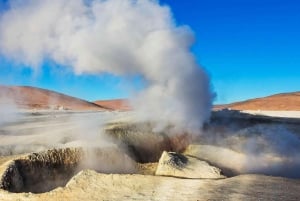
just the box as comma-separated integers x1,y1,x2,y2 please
0,147,136,193
105,122,191,163
0,122,193,194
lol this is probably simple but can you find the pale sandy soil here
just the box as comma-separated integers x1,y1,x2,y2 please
0,109,300,200
0,155,21,166
0,170,299,201
136,162,158,175
241,110,300,118
0,111,133,156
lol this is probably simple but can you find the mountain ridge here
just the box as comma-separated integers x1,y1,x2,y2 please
1,85,300,111
215,91,300,111
0,85,107,111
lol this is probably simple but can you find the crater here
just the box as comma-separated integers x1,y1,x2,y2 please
0,147,136,193
0,122,192,194
105,122,191,163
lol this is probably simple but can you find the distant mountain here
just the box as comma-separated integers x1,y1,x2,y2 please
2,85,299,112
0,86,107,111
215,92,300,111
94,99,131,111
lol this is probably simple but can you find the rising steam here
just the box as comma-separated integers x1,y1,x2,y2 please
0,0,213,133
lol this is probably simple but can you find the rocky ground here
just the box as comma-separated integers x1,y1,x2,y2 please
0,111,299,200
0,149,299,201
0,169,299,201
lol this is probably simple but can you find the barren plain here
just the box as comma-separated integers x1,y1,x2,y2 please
0,86,300,200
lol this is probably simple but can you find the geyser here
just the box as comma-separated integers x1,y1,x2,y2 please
0,0,213,133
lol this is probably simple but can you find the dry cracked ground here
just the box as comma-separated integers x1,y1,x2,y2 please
0,111,299,200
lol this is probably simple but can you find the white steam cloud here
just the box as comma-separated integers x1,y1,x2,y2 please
0,0,213,133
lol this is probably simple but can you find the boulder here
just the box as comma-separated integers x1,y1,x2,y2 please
155,151,226,179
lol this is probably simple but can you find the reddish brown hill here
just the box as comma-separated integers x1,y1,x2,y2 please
94,99,131,111
215,92,300,111
0,86,107,111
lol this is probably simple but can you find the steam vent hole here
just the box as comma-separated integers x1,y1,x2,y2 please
105,122,191,163
0,122,191,194
0,148,81,193
0,147,136,193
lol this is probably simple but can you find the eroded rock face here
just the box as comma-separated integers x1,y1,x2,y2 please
155,151,226,179
0,147,137,193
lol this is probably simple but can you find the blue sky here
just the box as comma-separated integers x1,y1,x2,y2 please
161,0,300,103
0,0,300,103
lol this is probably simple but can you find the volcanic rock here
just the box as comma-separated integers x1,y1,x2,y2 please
155,151,226,179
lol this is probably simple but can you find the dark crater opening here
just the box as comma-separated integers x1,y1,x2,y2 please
0,148,82,193
0,122,191,194
104,122,191,163
0,147,136,193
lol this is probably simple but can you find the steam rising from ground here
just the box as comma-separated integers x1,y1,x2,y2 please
0,0,213,133
0,111,121,156
231,124,300,178
1,0,299,180
198,120,300,178
0,98,19,126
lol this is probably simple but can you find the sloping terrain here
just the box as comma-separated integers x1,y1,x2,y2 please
94,99,131,111
0,169,299,201
0,86,106,111
4,86,300,112
215,92,300,111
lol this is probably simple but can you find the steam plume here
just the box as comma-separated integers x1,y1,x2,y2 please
0,0,213,133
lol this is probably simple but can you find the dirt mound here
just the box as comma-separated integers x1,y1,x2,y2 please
215,92,300,111
0,86,106,111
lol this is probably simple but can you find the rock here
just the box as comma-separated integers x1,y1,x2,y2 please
155,151,226,179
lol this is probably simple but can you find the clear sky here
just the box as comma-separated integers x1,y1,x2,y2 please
0,0,300,104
